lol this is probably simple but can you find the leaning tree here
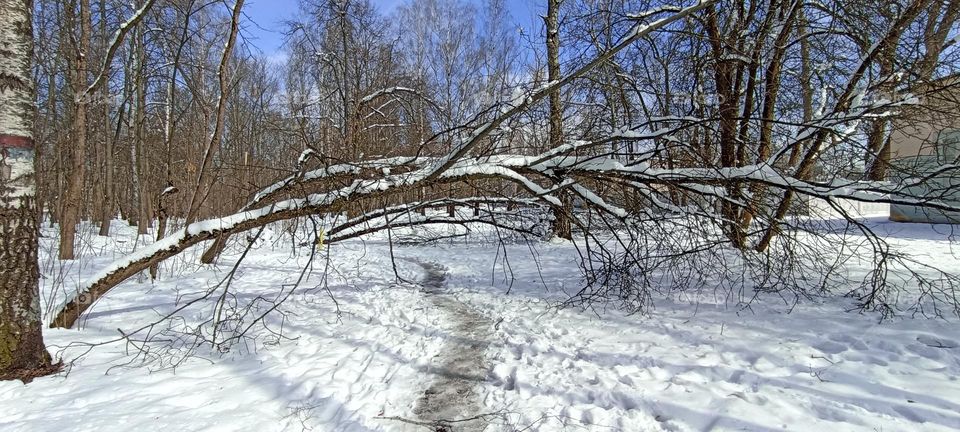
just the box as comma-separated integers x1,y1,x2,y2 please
45,0,960,335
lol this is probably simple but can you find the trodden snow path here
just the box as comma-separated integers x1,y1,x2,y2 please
409,260,493,431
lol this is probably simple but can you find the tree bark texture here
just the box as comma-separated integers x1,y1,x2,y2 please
0,0,56,381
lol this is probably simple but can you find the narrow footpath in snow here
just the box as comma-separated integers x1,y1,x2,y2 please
410,260,493,431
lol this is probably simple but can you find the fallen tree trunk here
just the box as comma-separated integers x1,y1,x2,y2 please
49,163,558,328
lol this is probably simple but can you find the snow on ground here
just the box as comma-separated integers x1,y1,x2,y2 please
1,218,959,431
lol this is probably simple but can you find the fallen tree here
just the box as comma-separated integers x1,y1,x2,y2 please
50,141,960,327
50,0,960,329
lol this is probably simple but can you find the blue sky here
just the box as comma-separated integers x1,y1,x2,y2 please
242,0,541,59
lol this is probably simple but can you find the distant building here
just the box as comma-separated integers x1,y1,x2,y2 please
887,76,960,223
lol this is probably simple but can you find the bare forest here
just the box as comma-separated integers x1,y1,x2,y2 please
2,0,960,430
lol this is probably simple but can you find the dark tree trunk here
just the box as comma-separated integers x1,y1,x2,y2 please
705,5,746,249
547,0,572,240
59,0,92,259
97,0,114,237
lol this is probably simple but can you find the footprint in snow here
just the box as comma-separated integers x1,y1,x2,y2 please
813,340,848,355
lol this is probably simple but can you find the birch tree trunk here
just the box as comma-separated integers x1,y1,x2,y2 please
0,0,57,381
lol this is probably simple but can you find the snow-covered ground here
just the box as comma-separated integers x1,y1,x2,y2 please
2,219,960,431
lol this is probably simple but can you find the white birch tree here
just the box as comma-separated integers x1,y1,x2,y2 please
0,0,58,382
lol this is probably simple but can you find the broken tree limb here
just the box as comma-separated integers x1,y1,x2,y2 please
49,164,560,328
